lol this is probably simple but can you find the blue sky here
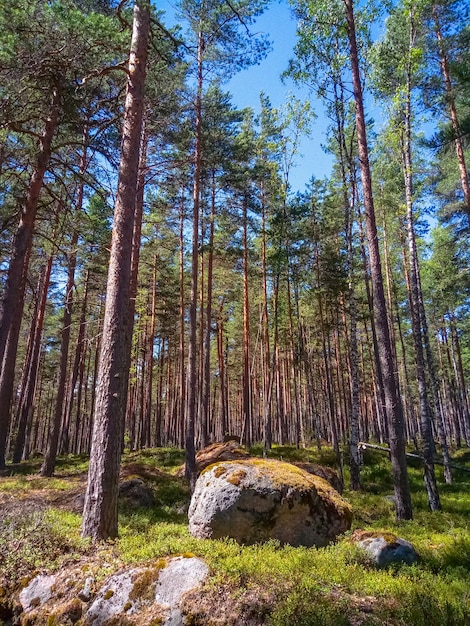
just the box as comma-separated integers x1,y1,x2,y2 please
160,0,334,192
225,0,334,191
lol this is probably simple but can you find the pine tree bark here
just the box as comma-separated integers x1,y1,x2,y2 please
202,172,216,447
260,188,272,452
344,0,412,520
332,75,361,489
41,229,78,476
401,10,441,510
185,29,204,490
66,271,90,454
242,195,252,447
82,0,149,540
12,257,53,463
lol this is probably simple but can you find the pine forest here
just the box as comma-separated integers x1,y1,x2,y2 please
1,0,470,546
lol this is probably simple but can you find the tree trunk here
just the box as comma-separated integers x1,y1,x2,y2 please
66,270,89,454
433,5,470,214
178,193,186,449
0,86,61,469
40,228,78,476
82,0,149,540
12,256,53,463
202,172,216,447
242,195,252,447
401,10,441,510
344,0,412,520
260,187,272,453
185,28,204,490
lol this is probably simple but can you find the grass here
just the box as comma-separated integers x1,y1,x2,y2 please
0,444,469,625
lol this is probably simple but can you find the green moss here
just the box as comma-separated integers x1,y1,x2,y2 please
103,589,114,600
123,601,132,611
352,530,399,544
129,561,165,601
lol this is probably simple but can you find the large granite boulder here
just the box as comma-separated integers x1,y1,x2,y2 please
188,458,352,547
351,530,419,567
177,441,250,477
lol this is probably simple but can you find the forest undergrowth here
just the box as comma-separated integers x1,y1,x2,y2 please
0,445,469,626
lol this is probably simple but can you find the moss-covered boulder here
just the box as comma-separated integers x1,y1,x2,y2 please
188,459,352,547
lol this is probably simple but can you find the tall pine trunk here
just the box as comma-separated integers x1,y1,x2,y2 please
41,229,78,476
0,86,60,469
344,0,412,520
401,9,440,510
12,257,53,463
185,28,204,490
432,5,470,214
82,0,149,540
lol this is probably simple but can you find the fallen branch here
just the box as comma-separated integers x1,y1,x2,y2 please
358,442,470,474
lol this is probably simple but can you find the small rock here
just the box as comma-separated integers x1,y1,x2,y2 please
84,557,208,625
154,557,209,608
85,567,144,625
352,530,419,567
19,574,56,612
118,478,155,508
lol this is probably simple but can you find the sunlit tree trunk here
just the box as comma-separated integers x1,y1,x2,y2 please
260,187,272,452
242,195,252,447
202,172,216,446
82,0,149,540
400,10,441,509
344,0,412,520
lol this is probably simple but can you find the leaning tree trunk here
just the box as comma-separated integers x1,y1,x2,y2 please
0,87,60,469
82,0,149,541
344,0,412,520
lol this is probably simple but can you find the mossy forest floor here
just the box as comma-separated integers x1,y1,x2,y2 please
0,445,469,626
